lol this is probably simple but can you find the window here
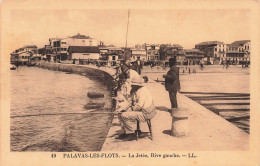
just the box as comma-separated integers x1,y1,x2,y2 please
61,42,66,44
82,40,85,42
215,48,217,51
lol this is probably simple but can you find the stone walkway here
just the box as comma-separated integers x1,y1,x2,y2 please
59,63,249,151
101,73,249,151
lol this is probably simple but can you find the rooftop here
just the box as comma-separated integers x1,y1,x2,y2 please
165,44,183,50
69,33,92,39
231,40,250,45
185,48,204,53
23,45,37,48
68,46,99,53
196,41,225,46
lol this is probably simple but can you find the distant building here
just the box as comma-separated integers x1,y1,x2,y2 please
99,46,109,60
195,41,226,65
160,44,185,65
49,33,101,61
131,44,147,61
98,46,122,62
185,49,204,65
66,33,100,46
146,44,160,61
10,45,37,64
49,37,63,61
226,40,251,65
67,46,100,60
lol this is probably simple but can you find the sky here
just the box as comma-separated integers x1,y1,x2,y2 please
8,8,251,52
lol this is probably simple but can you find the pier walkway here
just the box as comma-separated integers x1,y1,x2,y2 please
98,67,249,151
48,62,249,151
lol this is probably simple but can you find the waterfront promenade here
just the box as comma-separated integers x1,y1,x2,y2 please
101,80,249,151
85,65,249,151
36,62,249,151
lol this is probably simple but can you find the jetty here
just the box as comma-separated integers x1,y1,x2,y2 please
35,62,249,151
101,79,249,151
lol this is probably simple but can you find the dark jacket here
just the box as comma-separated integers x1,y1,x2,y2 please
131,60,142,74
164,65,181,92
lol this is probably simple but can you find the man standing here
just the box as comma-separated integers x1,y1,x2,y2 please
163,58,181,108
131,57,142,75
135,57,142,75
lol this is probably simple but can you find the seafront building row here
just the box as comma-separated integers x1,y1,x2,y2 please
10,33,251,66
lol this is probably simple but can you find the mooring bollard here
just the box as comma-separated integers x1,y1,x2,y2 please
170,108,188,137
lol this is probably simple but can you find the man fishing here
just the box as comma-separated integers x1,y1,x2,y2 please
114,77,156,139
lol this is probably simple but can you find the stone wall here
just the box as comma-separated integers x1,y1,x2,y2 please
36,62,115,91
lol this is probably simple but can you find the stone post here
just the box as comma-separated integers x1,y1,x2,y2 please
171,108,189,137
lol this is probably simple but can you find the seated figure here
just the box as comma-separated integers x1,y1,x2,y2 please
115,77,157,138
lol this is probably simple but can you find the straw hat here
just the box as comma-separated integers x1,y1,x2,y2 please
131,77,143,86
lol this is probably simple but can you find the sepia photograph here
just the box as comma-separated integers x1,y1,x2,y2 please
1,0,260,165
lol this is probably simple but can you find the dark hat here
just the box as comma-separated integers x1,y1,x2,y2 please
169,57,176,66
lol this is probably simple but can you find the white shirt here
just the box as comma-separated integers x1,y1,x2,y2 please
132,86,153,109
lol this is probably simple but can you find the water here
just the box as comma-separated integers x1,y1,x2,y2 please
10,66,113,151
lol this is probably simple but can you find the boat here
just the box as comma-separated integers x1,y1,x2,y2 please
10,66,16,70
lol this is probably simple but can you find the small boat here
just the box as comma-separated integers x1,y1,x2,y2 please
10,66,16,70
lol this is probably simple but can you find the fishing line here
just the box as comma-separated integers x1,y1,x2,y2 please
10,111,120,119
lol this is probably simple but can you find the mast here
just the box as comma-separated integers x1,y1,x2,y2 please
124,9,130,61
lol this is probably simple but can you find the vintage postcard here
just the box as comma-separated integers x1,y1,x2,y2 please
1,0,260,165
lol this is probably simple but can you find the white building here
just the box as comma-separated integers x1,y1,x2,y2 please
226,40,251,64
131,48,147,61
146,44,160,61
195,41,226,65
68,46,100,60
66,33,100,46
49,33,101,60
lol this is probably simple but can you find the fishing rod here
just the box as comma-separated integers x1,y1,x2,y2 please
10,111,122,119
124,8,130,61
